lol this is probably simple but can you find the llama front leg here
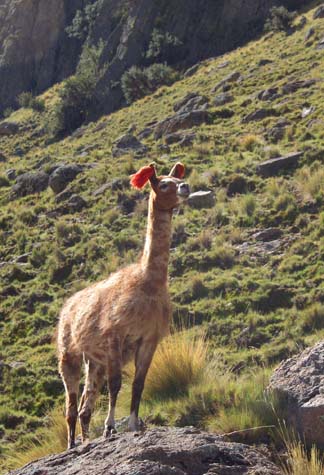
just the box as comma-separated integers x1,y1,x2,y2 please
58,353,82,450
129,339,157,432
79,358,105,443
104,336,122,438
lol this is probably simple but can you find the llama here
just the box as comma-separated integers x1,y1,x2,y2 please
57,162,189,449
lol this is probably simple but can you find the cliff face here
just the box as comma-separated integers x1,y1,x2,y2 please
0,0,309,116
0,0,82,113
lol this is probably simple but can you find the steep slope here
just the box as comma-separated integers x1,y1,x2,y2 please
0,0,310,116
1,2,324,471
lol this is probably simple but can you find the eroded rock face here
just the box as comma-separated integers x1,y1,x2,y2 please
0,0,82,114
0,0,309,117
7,427,281,475
269,340,324,449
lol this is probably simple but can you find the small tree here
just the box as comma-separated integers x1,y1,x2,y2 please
121,63,179,104
17,92,45,112
48,41,106,137
264,6,297,33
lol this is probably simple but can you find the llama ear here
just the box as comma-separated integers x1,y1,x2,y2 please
169,162,185,179
130,163,157,189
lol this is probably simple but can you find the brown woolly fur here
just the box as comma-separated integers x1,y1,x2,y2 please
57,162,189,448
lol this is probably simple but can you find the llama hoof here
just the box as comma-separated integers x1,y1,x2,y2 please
103,426,116,438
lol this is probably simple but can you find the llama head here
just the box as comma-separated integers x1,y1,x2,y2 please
130,162,190,210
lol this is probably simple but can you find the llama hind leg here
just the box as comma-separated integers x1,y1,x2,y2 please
104,336,122,438
129,339,157,431
58,353,82,449
79,358,105,443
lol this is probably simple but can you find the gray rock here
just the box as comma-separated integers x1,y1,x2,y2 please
174,94,208,114
138,127,154,140
164,131,196,146
63,194,87,213
242,108,277,123
112,133,148,158
0,121,19,136
183,64,200,78
265,119,290,142
316,37,324,50
269,340,324,449
313,5,324,19
301,105,315,118
188,191,215,209
252,228,283,242
282,79,317,94
257,151,303,177
257,87,279,101
304,27,315,42
55,189,73,204
213,92,234,106
211,71,241,93
11,171,49,197
49,165,83,194
154,110,209,140
6,169,16,180
258,59,273,67
7,427,280,475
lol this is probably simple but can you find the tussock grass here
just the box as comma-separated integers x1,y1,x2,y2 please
280,425,324,475
4,406,70,471
143,329,209,402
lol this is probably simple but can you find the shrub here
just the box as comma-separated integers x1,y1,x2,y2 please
264,6,297,33
121,63,179,104
0,175,10,188
295,164,324,204
300,303,324,332
146,28,182,62
143,330,208,401
48,42,106,136
17,92,45,112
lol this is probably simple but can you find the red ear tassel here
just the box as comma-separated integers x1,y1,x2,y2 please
130,165,155,189
175,163,185,179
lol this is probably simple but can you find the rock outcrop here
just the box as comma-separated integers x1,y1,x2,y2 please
269,340,324,449
0,0,310,117
7,427,281,475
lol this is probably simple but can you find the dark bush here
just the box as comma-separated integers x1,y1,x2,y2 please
48,42,105,137
264,6,297,32
121,63,180,104
17,92,45,112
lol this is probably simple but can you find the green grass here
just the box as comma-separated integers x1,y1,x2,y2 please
1,1,324,471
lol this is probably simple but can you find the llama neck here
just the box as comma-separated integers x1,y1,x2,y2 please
141,195,172,286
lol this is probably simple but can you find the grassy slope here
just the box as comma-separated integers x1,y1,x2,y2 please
1,2,324,470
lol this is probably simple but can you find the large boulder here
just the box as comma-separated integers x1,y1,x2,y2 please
11,171,49,197
154,110,209,140
0,121,19,136
49,164,83,194
257,151,303,177
269,340,324,449
188,191,215,209
112,134,148,158
7,427,280,475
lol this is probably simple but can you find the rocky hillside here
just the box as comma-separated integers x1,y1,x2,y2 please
0,0,310,116
1,1,324,472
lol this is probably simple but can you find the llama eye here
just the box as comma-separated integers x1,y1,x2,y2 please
159,183,168,191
